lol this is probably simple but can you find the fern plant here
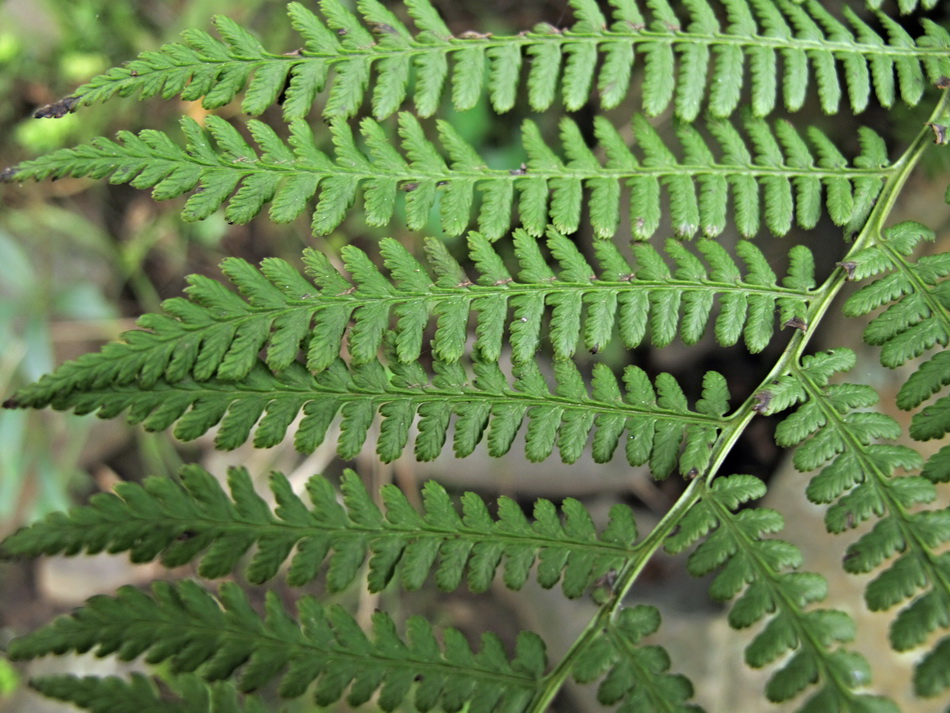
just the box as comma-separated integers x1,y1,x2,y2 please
2,0,949,711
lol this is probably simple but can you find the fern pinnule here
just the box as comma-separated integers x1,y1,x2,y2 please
2,465,641,595
8,579,547,712
35,0,950,123
3,112,892,241
760,348,950,701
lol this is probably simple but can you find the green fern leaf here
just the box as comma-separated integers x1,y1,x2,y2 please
5,349,733,477
841,221,949,450
0,463,643,596
573,604,698,712
29,674,267,713
666,474,896,711
767,345,950,700
3,233,811,431
5,112,889,241
8,580,546,712
41,0,950,123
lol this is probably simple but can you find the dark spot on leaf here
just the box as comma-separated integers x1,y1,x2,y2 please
752,391,772,413
783,317,807,332
337,28,347,36
3,398,23,409
33,95,80,119
369,22,398,36
686,467,699,479
936,76,950,90
401,182,419,192
589,343,599,354
436,180,448,187
837,261,857,280
594,569,618,591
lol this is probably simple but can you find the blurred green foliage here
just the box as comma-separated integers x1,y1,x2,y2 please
0,0,304,527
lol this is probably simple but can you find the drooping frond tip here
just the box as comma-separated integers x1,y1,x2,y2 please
40,0,950,122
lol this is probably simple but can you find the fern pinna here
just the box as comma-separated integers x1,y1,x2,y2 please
1,0,949,712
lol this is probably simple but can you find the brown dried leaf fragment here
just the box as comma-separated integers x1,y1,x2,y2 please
783,317,808,332
837,261,857,280
33,95,80,119
927,123,949,145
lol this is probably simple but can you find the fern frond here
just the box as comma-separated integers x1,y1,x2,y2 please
572,605,698,712
761,348,950,701
5,351,729,477
0,231,813,413
8,580,547,712
666,474,895,712
2,465,641,597
49,0,950,121
3,113,890,240
29,674,266,713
